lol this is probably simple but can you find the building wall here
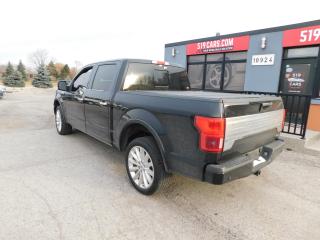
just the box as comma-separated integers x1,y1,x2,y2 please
244,32,283,93
307,100,320,131
164,45,187,68
164,32,285,93
164,21,320,134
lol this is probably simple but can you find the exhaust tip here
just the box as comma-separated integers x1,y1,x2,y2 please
254,170,261,176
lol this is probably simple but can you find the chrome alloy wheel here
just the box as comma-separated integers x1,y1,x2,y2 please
55,109,62,132
209,65,222,89
128,146,155,189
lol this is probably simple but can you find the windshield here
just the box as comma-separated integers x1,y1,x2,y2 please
122,63,190,91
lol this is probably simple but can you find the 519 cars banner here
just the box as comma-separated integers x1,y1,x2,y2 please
283,25,320,47
186,35,250,55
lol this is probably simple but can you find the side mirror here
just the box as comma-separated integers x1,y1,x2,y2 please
58,80,70,91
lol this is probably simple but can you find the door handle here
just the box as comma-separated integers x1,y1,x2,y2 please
75,96,84,102
262,102,272,107
99,101,109,106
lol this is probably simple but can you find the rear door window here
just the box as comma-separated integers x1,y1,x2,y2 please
91,64,118,92
123,63,190,91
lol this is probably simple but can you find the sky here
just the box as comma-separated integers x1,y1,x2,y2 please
0,0,319,68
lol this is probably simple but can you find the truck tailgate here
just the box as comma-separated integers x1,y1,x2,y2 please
222,95,284,157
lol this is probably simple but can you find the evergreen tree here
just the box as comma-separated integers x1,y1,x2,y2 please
47,61,58,80
3,70,25,87
32,64,52,88
4,62,14,78
17,60,27,81
60,64,70,80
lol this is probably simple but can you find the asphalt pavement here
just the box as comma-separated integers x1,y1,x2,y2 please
0,87,319,240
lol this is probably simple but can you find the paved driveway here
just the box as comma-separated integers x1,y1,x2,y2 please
0,87,319,240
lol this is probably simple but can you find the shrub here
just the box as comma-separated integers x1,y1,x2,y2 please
32,64,52,88
4,70,25,87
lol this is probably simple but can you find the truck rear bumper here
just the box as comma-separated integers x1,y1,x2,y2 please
204,139,284,184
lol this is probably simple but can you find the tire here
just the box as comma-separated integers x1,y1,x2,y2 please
55,105,72,135
125,137,165,195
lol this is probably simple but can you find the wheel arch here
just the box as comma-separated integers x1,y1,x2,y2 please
116,109,168,171
54,99,60,113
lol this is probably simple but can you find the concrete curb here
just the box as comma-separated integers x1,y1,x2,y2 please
281,133,320,156
304,130,320,152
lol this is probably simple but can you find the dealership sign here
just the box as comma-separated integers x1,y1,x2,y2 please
283,25,320,47
186,35,250,55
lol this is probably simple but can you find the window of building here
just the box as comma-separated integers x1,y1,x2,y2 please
223,62,246,91
284,46,319,58
187,51,247,91
225,51,247,61
188,55,205,63
187,64,204,89
205,63,222,90
281,46,319,97
207,53,223,62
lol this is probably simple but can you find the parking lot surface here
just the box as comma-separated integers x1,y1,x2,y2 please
0,87,320,240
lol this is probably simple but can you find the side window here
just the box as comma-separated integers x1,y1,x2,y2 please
123,63,154,90
91,64,118,91
73,68,92,90
123,63,190,91
154,70,169,86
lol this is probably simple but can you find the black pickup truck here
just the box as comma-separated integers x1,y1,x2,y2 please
54,59,285,195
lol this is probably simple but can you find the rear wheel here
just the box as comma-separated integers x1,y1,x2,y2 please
55,106,72,135
125,137,165,195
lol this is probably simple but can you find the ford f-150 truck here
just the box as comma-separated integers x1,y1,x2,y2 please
54,59,285,195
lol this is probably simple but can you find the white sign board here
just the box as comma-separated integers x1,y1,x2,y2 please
252,54,275,65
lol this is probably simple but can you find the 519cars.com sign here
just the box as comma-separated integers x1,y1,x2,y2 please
186,35,250,55
283,25,320,47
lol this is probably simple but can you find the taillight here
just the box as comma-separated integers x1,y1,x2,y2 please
194,116,225,153
282,109,287,130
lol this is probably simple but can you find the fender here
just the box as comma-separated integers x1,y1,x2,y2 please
54,94,69,122
53,96,63,113
114,108,169,171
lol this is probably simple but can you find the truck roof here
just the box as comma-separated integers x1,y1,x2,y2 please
83,59,182,68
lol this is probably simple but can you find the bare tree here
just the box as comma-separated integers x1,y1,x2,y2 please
28,49,49,69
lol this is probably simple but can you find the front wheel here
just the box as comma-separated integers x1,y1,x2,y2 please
55,106,72,135
125,137,165,195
